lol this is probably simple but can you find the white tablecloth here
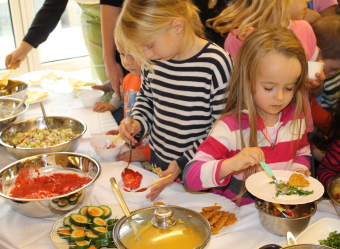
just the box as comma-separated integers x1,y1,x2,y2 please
0,86,339,249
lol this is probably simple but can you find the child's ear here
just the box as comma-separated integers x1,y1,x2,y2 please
171,19,184,33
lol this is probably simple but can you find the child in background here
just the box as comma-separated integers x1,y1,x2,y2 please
311,16,340,110
207,0,318,62
183,26,311,206
102,40,150,163
116,0,233,201
317,97,340,190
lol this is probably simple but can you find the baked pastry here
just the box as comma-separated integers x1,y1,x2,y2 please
288,173,310,187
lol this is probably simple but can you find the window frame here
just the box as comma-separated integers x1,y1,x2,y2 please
1,0,90,79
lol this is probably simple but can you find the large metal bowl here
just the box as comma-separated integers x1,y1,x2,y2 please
327,174,340,217
255,198,316,236
0,79,28,101
0,98,29,131
0,116,87,159
0,152,101,217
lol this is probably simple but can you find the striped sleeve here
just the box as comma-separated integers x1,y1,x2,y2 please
317,139,340,189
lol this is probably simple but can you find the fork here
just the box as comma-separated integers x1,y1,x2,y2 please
259,161,287,192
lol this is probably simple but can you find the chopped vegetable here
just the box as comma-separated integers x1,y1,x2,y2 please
319,231,340,249
269,181,314,197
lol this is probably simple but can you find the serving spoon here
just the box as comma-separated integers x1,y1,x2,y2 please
0,61,19,88
40,103,51,132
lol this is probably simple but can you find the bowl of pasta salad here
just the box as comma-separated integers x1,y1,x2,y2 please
0,116,86,159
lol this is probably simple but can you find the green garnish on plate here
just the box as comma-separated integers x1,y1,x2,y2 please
319,231,340,249
269,181,314,198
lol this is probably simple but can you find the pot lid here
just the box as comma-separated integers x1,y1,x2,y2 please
114,205,211,249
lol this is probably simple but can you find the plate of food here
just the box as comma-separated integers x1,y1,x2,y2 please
245,170,324,204
19,70,66,85
50,204,139,249
160,192,239,237
26,88,49,104
297,218,340,246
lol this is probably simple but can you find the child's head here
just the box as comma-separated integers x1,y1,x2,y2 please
223,25,307,143
116,41,141,76
290,0,310,20
115,0,205,70
207,0,308,37
312,15,340,76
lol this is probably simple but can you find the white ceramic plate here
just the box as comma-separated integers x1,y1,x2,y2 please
161,192,239,238
26,88,49,104
50,204,138,249
245,170,324,204
19,70,66,86
296,218,340,245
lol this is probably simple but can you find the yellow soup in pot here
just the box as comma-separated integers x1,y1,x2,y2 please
121,221,206,249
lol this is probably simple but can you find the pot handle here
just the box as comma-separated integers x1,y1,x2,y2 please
258,244,281,249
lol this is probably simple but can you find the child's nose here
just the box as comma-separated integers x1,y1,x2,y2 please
275,90,284,100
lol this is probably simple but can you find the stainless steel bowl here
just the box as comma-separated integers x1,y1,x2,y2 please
0,116,86,159
0,79,28,101
255,198,316,236
0,152,101,217
0,98,29,131
327,174,340,217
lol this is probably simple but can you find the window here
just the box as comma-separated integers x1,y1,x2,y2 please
0,0,90,78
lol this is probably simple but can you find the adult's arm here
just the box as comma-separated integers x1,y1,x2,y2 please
5,0,68,68
100,2,124,100
23,0,69,48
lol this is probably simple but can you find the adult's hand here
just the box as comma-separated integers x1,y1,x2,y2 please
5,41,33,69
105,59,124,100
146,161,182,201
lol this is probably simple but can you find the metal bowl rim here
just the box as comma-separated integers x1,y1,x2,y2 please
0,116,87,149
254,198,317,220
0,98,29,122
327,174,340,207
0,152,101,202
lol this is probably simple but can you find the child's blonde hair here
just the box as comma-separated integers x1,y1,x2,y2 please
115,0,205,70
221,25,308,202
207,0,293,38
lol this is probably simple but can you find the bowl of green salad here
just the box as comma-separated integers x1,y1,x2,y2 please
0,116,86,159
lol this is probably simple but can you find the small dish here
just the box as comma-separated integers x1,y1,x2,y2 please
77,89,104,108
118,174,157,203
90,135,125,159
296,218,340,244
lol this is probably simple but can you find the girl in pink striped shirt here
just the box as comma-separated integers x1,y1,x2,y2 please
183,25,312,206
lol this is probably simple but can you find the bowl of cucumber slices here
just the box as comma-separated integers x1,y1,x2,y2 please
0,152,101,217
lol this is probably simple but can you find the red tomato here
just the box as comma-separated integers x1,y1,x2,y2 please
121,168,143,189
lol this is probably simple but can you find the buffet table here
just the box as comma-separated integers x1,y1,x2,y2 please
0,83,339,249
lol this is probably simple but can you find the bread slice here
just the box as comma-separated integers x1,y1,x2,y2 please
288,173,310,187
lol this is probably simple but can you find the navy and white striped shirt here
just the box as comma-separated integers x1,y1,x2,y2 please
132,42,233,173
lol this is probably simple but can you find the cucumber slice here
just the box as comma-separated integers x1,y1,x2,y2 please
57,226,71,239
92,217,107,227
98,231,112,240
70,224,86,231
63,216,71,227
57,199,69,207
70,213,89,227
52,198,60,203
92,226,108,235
107,218,119,226
99,205,112,219
74,240,90,249
107,224,115,231
70,230,86,242
87,206,104,219
95,238,110,248
85,231,98,241
78,206,88,216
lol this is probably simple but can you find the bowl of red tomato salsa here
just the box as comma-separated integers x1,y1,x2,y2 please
0,152,101,217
